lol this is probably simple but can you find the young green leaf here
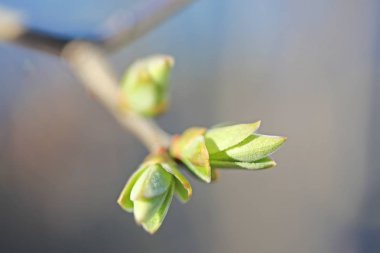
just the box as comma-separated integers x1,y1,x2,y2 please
205,121,261,154
117,166,147,212
210,156,277,170
130,164,172,200
133,192,168,223
162,163,192,202
182,135,211,183
142,183,175,234
210,134,286,162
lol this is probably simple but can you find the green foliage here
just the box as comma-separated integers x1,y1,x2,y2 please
118,153,191,234
117,55,286,234
170,122,286,182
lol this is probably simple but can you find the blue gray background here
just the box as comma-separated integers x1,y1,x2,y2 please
0,0,379,252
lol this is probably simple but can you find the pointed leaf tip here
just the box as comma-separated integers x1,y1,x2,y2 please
161,163,192,202
205,121,261,154
211,134,286,163
141,183,175,234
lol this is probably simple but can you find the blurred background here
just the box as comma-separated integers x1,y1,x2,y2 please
0,0,379,252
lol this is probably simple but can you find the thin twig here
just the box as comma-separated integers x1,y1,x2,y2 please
62,41,171,152
0,0,193,55
102,0,193,51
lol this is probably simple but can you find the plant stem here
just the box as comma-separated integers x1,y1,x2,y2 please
62,41,171,152
0,0,193,55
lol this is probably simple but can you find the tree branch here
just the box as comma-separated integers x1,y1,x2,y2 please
101,0,193,51
0,0,193,55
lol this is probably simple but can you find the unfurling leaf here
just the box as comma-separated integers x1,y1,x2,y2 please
170,122,286,182
117,153,191,234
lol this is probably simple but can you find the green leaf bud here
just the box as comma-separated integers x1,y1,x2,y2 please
120,55,174,117
170,128,212,183
117,153,191,234
170,122,286,182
